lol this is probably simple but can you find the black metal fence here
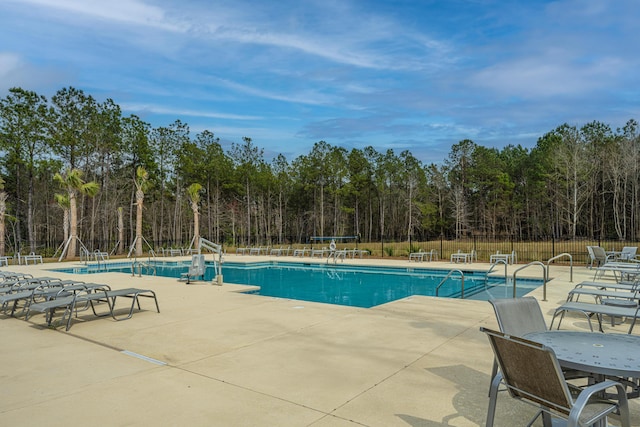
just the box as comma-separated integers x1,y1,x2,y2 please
6,235,638,266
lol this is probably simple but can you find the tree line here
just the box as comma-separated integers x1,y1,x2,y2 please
1,86,639,257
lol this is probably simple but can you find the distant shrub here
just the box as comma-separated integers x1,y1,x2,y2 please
408,244,421,254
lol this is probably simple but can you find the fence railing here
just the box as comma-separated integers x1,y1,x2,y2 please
5,236,638,266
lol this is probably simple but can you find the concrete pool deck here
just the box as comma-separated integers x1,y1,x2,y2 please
1,255,638,426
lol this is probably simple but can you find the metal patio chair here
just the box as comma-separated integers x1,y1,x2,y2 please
488,297,593,393
488,297,549,390
482,327,630,427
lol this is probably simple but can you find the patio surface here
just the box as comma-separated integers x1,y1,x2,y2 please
1,255,638,426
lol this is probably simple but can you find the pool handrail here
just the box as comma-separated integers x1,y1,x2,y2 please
436,269,465,299
512,261,547,300
546,253,573,284
485,259,508,287
79,245,91,265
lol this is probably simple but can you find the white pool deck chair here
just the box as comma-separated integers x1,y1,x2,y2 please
587,246,615,269
551,299,640,333
618,246,638,261
409,249,435,262
293,247,309,257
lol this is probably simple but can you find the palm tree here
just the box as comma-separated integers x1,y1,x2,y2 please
186,183,203,248
53,169,100,259
133,166,150,256
0,177,7,257
54,193,70,246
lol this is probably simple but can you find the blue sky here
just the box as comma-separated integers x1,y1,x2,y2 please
1,0,639,164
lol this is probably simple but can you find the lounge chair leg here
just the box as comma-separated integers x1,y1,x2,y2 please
550,310,565,330
595,313,603,332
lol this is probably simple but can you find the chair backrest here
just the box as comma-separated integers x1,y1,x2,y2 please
481,328,572,415
586,246,595,260
489,297,547,336
590,246,609,264
620,246,637,260
189,255,205,276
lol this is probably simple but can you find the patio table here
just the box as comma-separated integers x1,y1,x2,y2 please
525,330,640,398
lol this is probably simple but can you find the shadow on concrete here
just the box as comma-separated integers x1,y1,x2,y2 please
395,364,538,426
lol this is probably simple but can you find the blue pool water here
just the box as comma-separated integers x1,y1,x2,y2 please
51,261,542,308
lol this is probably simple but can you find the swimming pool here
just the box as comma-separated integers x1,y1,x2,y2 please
51,260,542,308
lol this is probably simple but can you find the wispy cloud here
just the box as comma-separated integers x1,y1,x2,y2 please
212,78,340,107
470,55,626,98
9,0,186,31
206,25,436,71
121,103,263,121
2,0,639,164
0,52,20,78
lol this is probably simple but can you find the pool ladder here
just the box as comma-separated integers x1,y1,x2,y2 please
131,254,157,277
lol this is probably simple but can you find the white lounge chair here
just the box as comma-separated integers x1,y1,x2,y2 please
409,250,427,262
587,246,614,269
293,247,309,257
551,299,640,333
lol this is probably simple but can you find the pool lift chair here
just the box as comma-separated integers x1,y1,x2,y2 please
181,254,206,284
197,237,224,285
482,327,630,427
326,239,347,264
